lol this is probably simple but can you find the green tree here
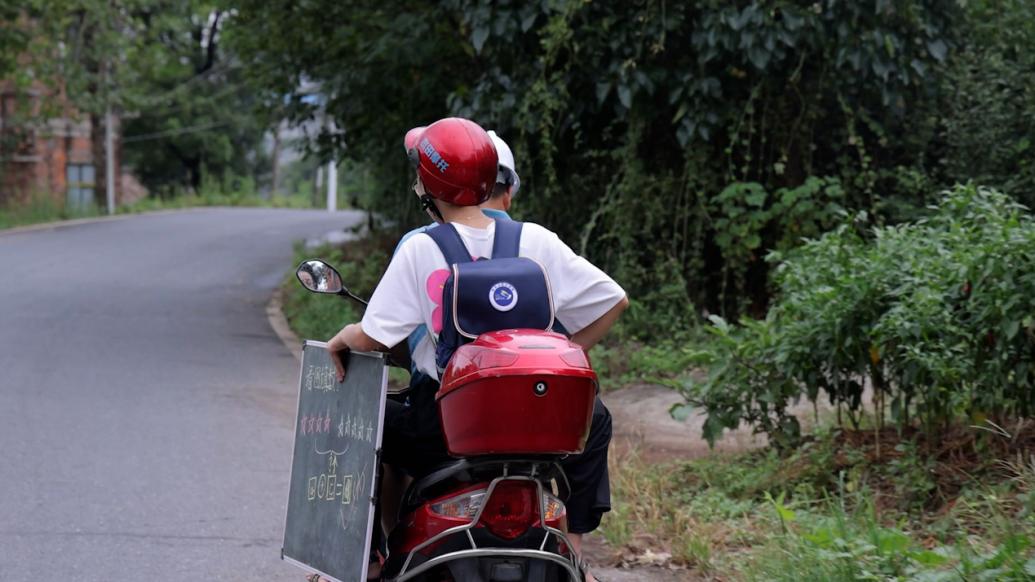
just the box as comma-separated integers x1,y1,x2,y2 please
939,0,1035,205
0,5,33,196
227,0,477,220
0,5,30,80
117,2,267,194
32,0,131,203
30,0,268,198
227,1,961,322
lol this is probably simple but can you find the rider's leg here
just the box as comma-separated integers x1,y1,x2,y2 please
379,463,411,535
559,397,613,582
375,376,452,574
566,534,596,582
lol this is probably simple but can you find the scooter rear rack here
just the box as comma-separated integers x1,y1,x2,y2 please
390,469,583,582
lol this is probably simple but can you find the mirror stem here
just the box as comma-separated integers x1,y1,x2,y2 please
341,289,369,306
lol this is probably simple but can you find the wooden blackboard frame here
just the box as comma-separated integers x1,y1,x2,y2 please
282,341,388,582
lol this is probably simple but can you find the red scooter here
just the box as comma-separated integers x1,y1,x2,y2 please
297,260,595,582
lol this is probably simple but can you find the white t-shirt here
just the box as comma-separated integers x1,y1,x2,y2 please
361,221,626,379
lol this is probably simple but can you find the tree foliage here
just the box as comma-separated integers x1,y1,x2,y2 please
0,5,30,81
20,1,267,195
228,0,967,325
939,0,1035,205
227,1,478,217
115,2,267,193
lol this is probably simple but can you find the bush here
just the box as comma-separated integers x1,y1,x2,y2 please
682,185,1035,446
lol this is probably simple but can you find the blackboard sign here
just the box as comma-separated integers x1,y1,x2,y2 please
282,341,388,582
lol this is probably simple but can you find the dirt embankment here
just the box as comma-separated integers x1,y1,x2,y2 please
603,384,768,462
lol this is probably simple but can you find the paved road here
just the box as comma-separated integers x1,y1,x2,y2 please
0,208,364,581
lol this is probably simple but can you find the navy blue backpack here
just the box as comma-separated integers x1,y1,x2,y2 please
425,219,555,370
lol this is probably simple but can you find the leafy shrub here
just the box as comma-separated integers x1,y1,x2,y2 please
710,176,847,312
682,185,1035,446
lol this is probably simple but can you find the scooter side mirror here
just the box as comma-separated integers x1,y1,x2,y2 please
296,259,344,295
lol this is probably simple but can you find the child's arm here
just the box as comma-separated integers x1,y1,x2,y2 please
570,295,629,351
328,236,425,381
327,323,388,382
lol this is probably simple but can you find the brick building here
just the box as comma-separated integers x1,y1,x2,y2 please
0,81,122,211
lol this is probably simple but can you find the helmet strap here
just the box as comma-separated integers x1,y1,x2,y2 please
420,194,444,223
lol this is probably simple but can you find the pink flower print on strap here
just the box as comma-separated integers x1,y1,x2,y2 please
426,269,450,333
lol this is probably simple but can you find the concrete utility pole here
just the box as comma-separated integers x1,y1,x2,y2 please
270,122,281,198
104,100,115,215
326,161,337,212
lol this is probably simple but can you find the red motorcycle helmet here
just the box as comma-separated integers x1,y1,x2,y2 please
404,118,498,207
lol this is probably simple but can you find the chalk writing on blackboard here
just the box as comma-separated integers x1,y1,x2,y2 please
307,471,355,506
304,364,338,392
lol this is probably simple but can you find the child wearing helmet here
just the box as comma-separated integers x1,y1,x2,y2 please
326,117,627,581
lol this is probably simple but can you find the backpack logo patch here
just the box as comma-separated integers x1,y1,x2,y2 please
489,282,518,312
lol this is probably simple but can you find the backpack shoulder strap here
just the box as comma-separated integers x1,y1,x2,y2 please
491,219,523,259
425,224,473,265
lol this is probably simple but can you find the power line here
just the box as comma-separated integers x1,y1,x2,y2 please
129,62,242,108
133,80,253,117
121,120,230,142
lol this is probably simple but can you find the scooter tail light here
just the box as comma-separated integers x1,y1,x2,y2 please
429,490,486,520
479,481,539,540
428,482,564,535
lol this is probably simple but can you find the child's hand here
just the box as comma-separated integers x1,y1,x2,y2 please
326,326,353,383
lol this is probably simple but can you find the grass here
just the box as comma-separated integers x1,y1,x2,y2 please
1,176,323,231
119,190,318,214
0,190,102,229
598,424,1035,580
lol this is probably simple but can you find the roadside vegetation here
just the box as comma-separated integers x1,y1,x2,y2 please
603,423,1035,580
118,175,318,213
0,190,102,230
600,185,1034,578
0,177,322,231
233,0,1035,325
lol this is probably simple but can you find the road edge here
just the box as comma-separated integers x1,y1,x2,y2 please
267,285,303,364
0,208,217,237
